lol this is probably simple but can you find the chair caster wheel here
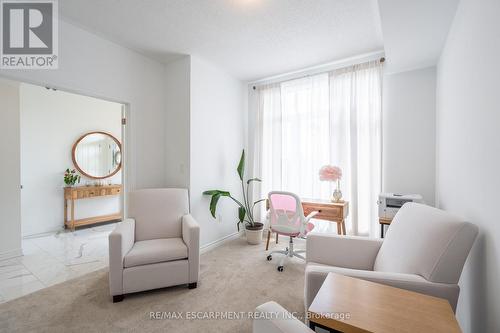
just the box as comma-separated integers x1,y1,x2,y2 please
267,255,272,261
277,266,284,272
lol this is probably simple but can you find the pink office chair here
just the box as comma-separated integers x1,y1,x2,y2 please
266,191,318,272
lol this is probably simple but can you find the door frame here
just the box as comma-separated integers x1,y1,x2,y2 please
0,73,132,237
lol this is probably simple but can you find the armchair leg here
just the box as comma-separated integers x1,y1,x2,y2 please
188,282,197,289
113,295,124,303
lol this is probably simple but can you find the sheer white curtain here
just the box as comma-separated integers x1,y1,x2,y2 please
253,60,383,237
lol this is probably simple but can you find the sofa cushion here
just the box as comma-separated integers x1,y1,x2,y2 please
124,238,188,268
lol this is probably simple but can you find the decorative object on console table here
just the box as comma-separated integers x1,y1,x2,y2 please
63,168,81,187
318,165,343,202
64,184,122,231
203,149,266,245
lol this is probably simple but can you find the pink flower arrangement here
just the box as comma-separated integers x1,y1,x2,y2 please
319,165,342,182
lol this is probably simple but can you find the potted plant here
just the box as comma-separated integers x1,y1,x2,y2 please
203,150,265,244
64,168,81,187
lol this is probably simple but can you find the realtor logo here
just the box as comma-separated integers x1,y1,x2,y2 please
1,0,58,69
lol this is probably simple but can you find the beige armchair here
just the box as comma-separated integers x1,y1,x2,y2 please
109,188,200,302
305,203,478,312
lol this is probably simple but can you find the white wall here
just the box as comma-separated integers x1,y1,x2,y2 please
189,56,246,247
383,67,436,205
165,56,191,188
20,84,122,236
0,79,22,260
436,0,500,332
0,19,167,258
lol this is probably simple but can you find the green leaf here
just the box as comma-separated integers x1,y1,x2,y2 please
203,190,219,195
246,177,261,184
238,206,246,223
203,190,231,196
237,150,245,181
209,194,221,218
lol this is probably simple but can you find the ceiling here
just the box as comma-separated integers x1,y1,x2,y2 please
59,0,384,81
377,0,459,73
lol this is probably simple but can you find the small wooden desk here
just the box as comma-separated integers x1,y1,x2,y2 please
302,199,349,235
64,185,122,231
308,273,461,333
265,199,349,250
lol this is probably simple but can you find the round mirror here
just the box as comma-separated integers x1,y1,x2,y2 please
72,132,122,179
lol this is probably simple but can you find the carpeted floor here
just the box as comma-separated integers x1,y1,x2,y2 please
0,236,306,332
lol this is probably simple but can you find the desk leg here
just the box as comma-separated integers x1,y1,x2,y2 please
336,222,342,235
64,198,67,229
71,198,75,232
381,224,384,238
276,232,279,244
341,219,346,235
265,229,271,251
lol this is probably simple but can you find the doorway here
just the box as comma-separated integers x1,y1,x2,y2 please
0,78,128,302
20,82,126,236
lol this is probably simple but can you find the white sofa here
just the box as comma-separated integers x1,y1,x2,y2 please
108,188,200,302
305,202,478,312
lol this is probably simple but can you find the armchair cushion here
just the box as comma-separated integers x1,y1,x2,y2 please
124,238,188,268
129,188,189,241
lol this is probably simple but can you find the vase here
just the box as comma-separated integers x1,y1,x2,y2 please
245,222,264,245
331,180,343,202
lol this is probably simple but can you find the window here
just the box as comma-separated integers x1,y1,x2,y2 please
254,60,383,236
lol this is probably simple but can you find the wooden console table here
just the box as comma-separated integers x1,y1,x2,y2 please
308,273,461,333
64,185,122,231
265,199,349,250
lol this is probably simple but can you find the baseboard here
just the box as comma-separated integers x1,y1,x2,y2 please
22,226,65,239
200,230,244,254
0,248,23,261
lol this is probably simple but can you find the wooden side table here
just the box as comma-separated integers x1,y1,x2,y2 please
308,273,461,333
379,217,393,238
265,199,349,250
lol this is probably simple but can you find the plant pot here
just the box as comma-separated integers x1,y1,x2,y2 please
245,222,264,245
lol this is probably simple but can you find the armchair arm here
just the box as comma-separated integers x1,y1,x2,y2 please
182,214,200,283
306,233,383,270
253,301,313,333
305,266,460,312
108,218,135,296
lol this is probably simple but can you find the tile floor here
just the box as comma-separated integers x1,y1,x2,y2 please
0,223,116,304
